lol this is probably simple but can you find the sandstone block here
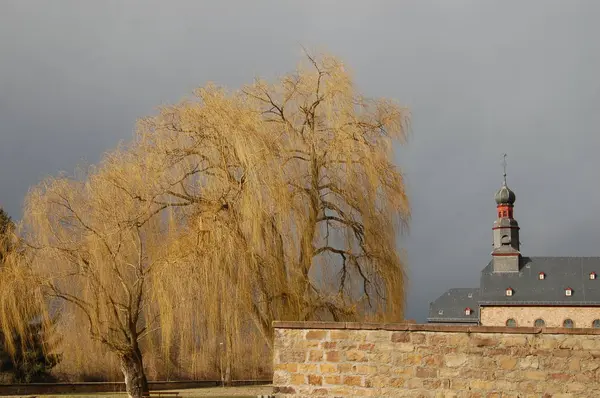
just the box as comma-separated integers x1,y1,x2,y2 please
298,364,317,373
444,353,468,367
324,375,341,385
394,342,415,352
523,370,546,381
566,382,586,392
518,355,539,369
274,363,298,372
404,377,423,389
273,370,290,385
308,349,323,362
416,367,438,378
305,330,327,340
308,374,322,385
568,357,581,371
273,386,296,394
343,375,363,386
469,379,494,390
325,350,341,362
319,363,337,374
329,330,349,340
346,350,367,362
290,373,305,385
321,341,337,349
355,364,377,374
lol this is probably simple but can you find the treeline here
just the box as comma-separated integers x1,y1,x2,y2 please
0,53,410,397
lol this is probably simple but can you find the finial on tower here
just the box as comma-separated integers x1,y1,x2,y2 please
502,153,507,185
495,154,515,205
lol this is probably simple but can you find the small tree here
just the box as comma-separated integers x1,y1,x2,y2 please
0,207,60,383
0,321,61,383
0,208,13,262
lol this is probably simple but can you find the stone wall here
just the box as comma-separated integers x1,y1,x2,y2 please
480,306,600,328
273,321,600,397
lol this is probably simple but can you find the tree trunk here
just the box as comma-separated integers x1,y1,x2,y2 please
120,346,149,398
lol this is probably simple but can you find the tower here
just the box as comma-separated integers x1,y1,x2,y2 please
492,155,520,272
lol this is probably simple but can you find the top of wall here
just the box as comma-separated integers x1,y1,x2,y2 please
272,321,600,335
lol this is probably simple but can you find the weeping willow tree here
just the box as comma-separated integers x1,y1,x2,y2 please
0,52,410,392
127,53,411,349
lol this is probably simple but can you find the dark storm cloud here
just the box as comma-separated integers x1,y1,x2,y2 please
1,0,599,320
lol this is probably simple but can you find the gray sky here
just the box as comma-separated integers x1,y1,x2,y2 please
1,0,599,321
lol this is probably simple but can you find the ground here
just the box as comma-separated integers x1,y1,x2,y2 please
1,385,274,398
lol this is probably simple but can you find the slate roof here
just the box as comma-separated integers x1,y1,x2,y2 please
427,288,479,323
480,257,600,305
428,257,600,323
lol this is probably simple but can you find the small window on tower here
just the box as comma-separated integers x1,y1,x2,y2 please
565,288,573,297
464,307,472,316
505,287,514,296
563,319,574,328
590,272,597,280
506,319,517,327
593,319,600,328
538,272,546,280
503,210,508,217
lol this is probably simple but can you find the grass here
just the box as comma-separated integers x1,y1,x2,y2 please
14,385,274,398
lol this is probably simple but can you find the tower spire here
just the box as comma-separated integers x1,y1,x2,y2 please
502,153,507,185
492,156,520,272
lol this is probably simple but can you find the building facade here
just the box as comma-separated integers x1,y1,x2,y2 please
428,173,600,328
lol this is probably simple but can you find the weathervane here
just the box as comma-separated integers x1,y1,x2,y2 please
502,153,507,185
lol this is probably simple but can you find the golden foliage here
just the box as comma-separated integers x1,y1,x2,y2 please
0,52,410,388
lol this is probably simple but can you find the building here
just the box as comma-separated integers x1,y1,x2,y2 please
428,170,600,328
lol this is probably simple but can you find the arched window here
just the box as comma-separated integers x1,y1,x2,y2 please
534,319,545,327
592,319,600,328
506,319,517,327
563,319,574,328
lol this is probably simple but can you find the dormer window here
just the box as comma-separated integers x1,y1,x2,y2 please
591,272,597,280
505,287,514,297
465,307,472,316
538,272,546,280
565,287,573,297
438,310,443,315
467,293,473,298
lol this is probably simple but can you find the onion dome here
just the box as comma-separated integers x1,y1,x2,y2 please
495,181,516,205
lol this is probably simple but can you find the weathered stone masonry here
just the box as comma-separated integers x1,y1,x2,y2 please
273,321,600,397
